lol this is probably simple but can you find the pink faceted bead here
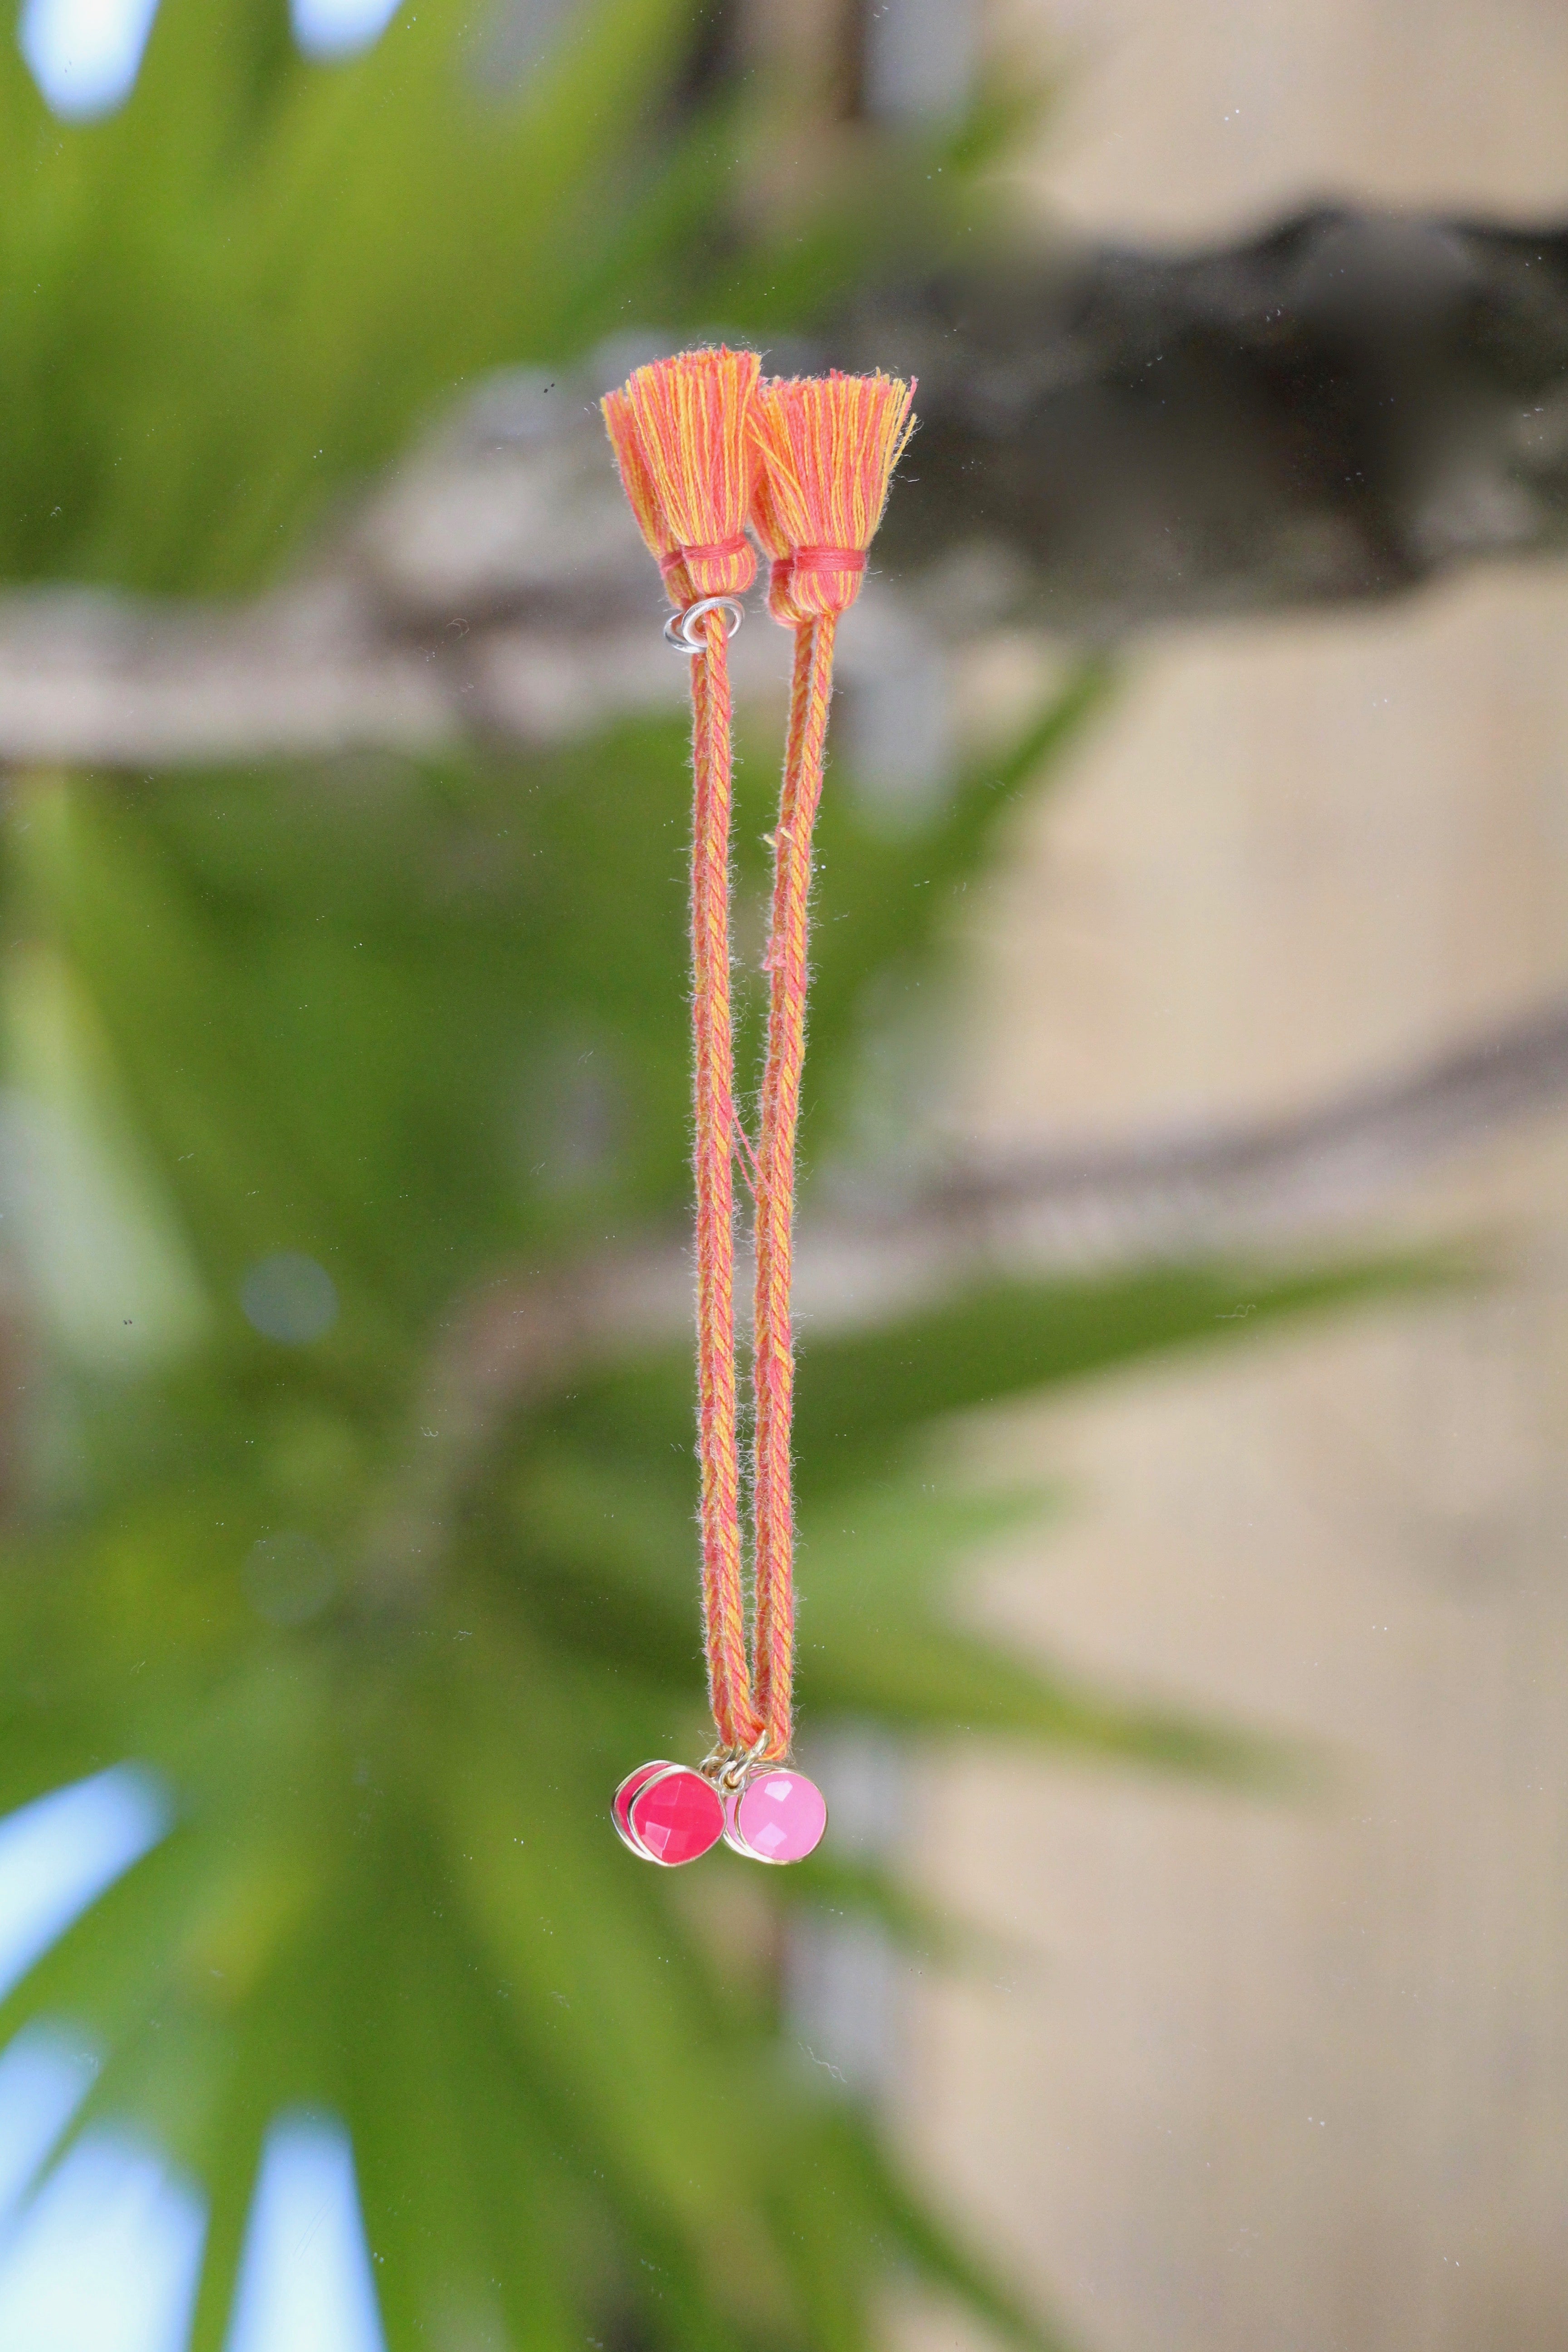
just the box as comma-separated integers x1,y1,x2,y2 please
724,1769,827,1865
626,1765,724,1866
612,1761,671,1856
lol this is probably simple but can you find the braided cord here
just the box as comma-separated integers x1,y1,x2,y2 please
689,613,756,1750
750,614,837,1757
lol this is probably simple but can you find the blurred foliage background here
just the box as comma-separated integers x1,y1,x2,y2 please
0,4,1420,2347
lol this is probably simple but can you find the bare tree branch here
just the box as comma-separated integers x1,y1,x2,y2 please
356,991,1568,1592
417,993,1568,1463
5,207,1567,773
857,993,1568,1273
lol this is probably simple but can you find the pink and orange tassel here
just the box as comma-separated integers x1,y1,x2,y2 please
601,348,915,1867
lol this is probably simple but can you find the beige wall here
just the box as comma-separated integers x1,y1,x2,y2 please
899,8,1568,2347
1002,0,1568,237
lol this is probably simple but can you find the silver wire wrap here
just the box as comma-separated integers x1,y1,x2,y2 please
663,596,745,652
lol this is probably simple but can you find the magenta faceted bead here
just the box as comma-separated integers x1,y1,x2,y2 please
612,1761,671,1857
617,1764,724,1866
723,1768,827,1865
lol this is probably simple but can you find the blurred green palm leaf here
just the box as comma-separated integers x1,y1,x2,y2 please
0,714,1436,2348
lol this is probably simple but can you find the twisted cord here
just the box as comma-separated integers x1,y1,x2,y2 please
606,353,909,1777
750,613,837,1758
689,611,757,1751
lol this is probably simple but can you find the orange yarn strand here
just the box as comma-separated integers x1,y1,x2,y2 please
603,388,687,607
619,346,760,599
750,612,835,1755
748,369,915,620
748,370,915,1759
603,350,762,1753
688,609,755,1749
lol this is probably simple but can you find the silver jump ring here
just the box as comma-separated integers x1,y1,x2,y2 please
701,1729,773,1792
663,596,745,653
